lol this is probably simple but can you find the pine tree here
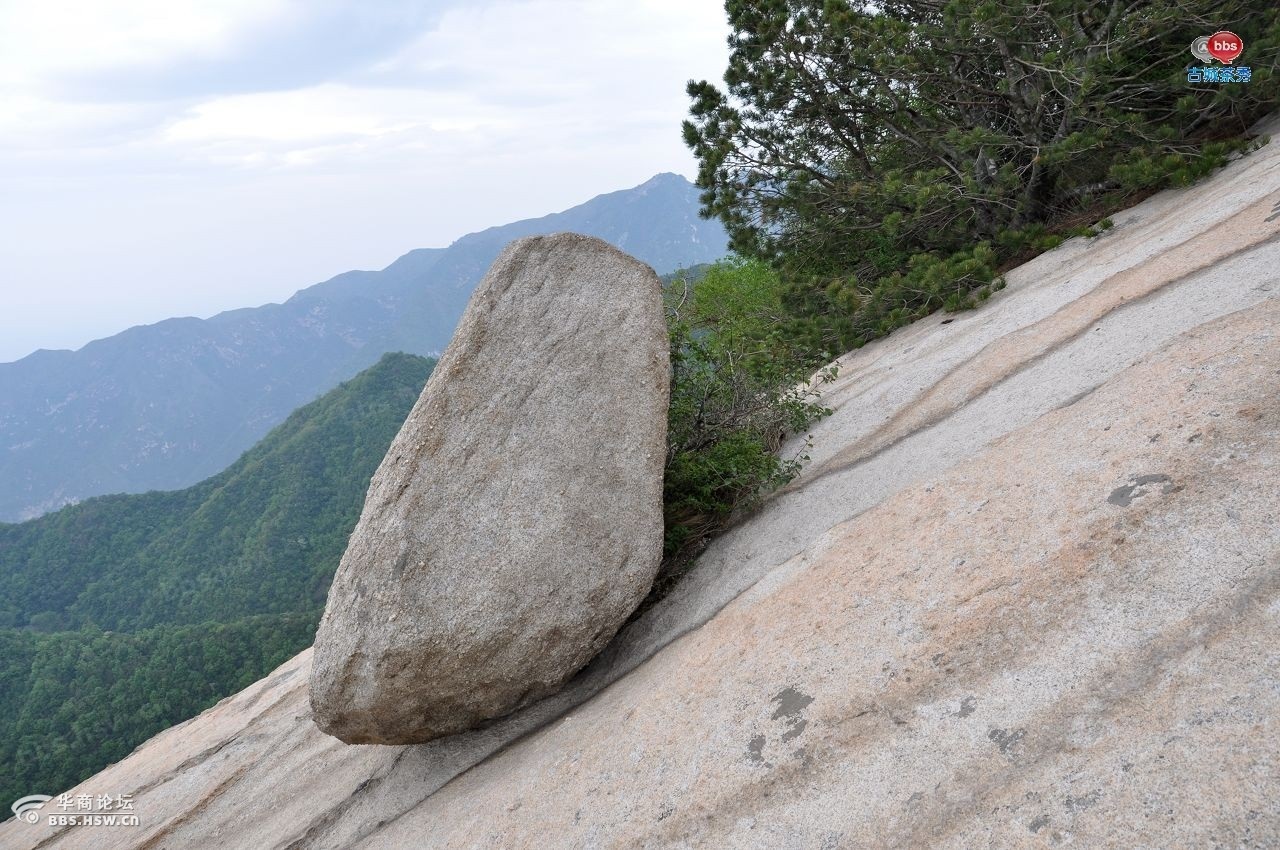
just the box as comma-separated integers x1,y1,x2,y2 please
685,0,1279,353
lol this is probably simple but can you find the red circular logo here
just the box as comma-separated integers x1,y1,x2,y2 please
1207,31,1244,65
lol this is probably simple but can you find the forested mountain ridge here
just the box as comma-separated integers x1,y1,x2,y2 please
0,353,434,632
0,173,727,522
0,352,434,807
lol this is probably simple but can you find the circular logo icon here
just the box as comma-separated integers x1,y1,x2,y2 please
1206,31,1243,65
1190,36,1213,63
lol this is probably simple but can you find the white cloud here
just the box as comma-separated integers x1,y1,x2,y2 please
0,93,143,144
165,85,441,143
153,0,727,169
0,0,300,153
0,0,294,88
388,0,726,104
2,0,728,166
0,0,730,361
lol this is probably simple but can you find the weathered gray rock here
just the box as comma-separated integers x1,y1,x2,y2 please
308,232,670,745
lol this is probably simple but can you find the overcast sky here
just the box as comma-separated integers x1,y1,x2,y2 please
0,0,729,362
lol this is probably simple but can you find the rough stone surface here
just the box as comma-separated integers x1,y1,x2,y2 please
309,232,670,744
5,123,1279,849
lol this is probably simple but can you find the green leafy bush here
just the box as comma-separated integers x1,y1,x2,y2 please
662,258,834,571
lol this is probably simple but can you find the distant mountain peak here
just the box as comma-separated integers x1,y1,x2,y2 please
0,175,728,521
640,171,691,186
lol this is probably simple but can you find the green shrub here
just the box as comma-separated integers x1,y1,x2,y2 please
662,258,834,573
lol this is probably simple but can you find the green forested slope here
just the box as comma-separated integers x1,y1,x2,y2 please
0,352,433,808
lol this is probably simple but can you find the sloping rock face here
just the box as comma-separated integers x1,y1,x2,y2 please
310,233,670,744
4,126,1279,849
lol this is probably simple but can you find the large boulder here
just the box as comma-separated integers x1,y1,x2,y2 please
309,233,670,744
